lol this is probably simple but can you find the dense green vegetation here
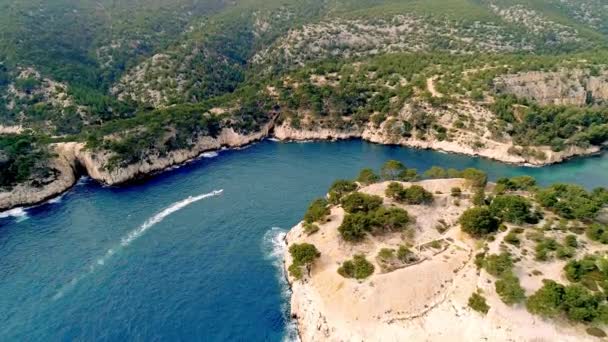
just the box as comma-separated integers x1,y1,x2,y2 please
0,133,51,189
468,292,490,314
341,192,383,214
385,182,434,205
489,195,536,224
536,184,608,220
338,254,375,279
527,280,608,324
333,178,411,242
2,0,608,186
303,198,330,223
459,207,500,237
288,243,321,280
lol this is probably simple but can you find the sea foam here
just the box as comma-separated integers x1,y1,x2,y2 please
53,189,223,300
262,227,300,342
0,207,29,222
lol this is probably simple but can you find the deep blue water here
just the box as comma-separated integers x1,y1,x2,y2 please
1,140,607,341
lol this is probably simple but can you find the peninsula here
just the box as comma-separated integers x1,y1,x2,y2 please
285,163,608,341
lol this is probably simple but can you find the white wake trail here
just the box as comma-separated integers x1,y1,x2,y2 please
53,189,223,300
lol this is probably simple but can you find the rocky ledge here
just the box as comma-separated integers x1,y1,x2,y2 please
0,118,603,211
273,122,601,167
0,124,271,211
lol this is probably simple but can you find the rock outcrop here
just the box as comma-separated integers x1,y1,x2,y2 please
0,124,272,211
284,180,597,341
273,121,599,166
0,116,602,211
76,124,272,185
495,69,608,106
0,143,79,211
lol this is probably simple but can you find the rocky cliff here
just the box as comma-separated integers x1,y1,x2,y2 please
284,180,598,341
494,69,608,106
0,117,602,211
0,142,79,211
0,124,271,211
273,121,599,166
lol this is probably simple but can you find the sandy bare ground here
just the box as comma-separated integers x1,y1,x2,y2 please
426,76,443,97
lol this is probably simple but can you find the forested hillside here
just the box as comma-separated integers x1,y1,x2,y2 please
1,0,608,189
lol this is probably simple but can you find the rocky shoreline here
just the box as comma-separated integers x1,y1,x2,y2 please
0,121,604,212
0,124,271,211
283,180,598,341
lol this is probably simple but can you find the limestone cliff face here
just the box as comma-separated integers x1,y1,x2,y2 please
0,143,79,211
0,118,602,211
76,124,272,185
494,69,608,106
0,124,271,210
273,124,362,141
273,122,599,166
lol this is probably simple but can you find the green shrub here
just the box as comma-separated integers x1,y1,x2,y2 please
472,187,486,206
459,206,500,237
536,184,602,220
288,243,321,279
504,231,521,246
357,168,379,185
303,222,320,235
556,246,575,260
495,272,526,305
380,160,406,180
564,235,578,248
424,166,448,179
461,168,488,188
483,252,514,277
564,255,604,287
397,245,418,263
402,185,434,204
377,248,395,261
468,292,490,314
586,224,608,244
341,192,383,213
328,179,358,204
385,182,433,205
535,238,559,261
451,187,462,197
338,212,373,241
561,285,602,322
303,198,330,223
338,254,375,279
526,280,565,317
490,195,534,224
371,207,410,233
586,327,607,338
496,176,536,191
398,168,418,181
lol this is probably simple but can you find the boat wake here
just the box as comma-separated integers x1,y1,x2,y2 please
262,227,300,342
52,189,224,300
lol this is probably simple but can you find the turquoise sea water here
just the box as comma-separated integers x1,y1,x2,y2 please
1,140,607,341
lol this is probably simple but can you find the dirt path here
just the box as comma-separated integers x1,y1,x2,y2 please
426,76,443,97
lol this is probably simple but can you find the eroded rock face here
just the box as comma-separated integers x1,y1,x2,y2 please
273,121,598,166
0,124,272,210
0,143,79,210
494,69,608,106
75,124,272,185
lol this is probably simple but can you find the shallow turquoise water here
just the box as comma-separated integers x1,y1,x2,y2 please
0,140,607,341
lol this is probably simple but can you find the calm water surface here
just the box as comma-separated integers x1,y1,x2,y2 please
1,140,607,341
